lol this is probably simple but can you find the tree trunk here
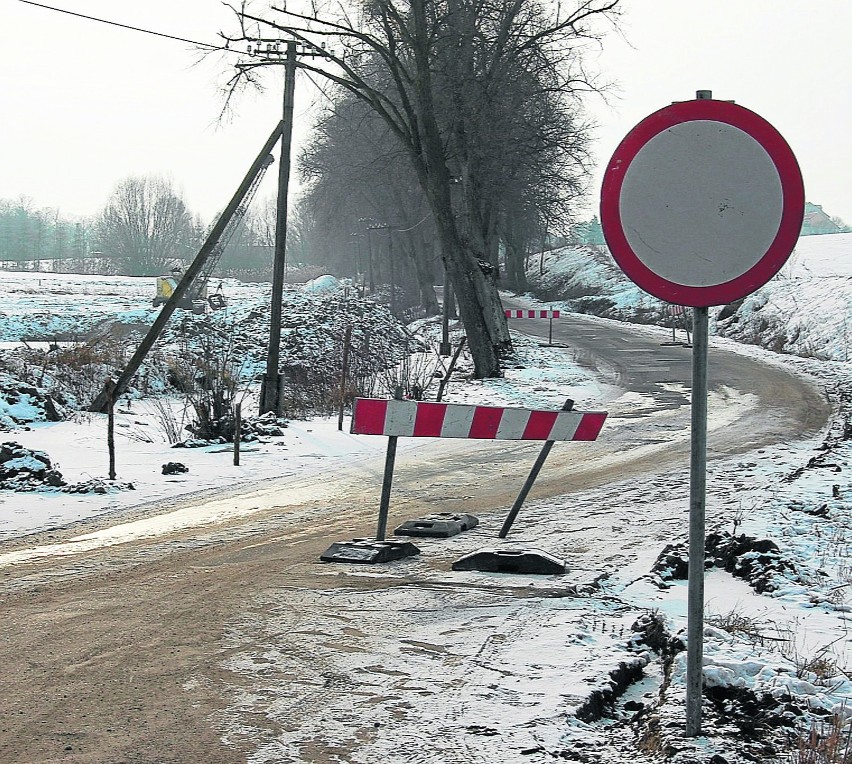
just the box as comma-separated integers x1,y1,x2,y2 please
503,214,529,292
504,239,529,292
409,0,508,378
408,231,440,316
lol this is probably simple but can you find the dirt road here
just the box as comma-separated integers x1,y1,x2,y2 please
0,313,830,763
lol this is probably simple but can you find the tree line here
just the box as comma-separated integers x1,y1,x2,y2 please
0,198,90,272
0,180,296,279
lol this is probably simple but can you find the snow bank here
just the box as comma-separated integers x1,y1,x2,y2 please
300,274,342,293
529,233,852,362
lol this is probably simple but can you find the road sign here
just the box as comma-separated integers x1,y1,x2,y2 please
600,97,804,307
601,91,804,737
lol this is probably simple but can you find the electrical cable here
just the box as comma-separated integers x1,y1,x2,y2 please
18,0,240,54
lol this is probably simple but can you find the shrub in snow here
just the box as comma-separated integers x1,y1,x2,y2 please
152,290,410,422
64,478,134,494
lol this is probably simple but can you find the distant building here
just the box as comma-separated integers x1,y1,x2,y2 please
801,202,843,236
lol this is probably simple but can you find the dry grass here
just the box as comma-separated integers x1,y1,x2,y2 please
789,711,852,763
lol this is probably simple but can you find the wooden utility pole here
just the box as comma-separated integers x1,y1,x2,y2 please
106,379,116,480
261,41,298,414
233,402,242,466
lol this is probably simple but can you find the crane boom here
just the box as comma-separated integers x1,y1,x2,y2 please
193,153,274,302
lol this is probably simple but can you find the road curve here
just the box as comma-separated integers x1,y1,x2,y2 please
0,307,831,764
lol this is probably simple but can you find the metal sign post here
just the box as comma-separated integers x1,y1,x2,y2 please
375,386,403,541
600,90,804,736
375,433,398,541
686,306,708,734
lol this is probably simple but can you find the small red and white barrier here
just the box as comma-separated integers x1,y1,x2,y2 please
350,397,607,542
352,398,606,441
504,309,561,319
663,303,692,346
504,307,561,344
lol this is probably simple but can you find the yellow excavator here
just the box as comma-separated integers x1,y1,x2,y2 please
152,153,274,313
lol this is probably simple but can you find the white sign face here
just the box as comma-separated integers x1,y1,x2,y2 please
620,121,783,287
600,99,804,307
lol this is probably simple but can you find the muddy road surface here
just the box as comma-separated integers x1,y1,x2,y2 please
0,312,830,763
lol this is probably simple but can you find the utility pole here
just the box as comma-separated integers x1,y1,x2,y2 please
260,41,297,414
368,222,401,311
440,264,453,356
364,223,376,292
236,37,329,413
389,233,397,316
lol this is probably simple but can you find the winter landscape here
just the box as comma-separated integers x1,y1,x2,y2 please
3,2,852,763
0,232,850,763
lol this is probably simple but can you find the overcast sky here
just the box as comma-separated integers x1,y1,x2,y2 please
2,1,851,224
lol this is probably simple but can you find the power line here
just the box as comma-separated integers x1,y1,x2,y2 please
18,0,238,53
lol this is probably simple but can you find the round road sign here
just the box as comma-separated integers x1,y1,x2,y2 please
600,98,804,307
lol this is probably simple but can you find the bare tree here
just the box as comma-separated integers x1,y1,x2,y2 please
300,92,439,314
221,0,618,377
95,176,195,276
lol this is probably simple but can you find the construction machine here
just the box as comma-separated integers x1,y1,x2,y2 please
152,153,274,313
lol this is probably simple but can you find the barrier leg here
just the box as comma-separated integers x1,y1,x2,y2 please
499,398,573,538
376,435,398,541
499,439,555,538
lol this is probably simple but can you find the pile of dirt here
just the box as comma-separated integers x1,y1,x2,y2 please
0,441,133,494
0,441,64,489
651,532,799,594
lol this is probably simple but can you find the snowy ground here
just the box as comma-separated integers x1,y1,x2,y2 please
1,235,852,761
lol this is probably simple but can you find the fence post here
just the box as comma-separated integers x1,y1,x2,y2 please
234,402,242,466
338,325,353,431
106,378,116,481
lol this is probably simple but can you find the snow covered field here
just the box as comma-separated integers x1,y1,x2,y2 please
1,234,852,762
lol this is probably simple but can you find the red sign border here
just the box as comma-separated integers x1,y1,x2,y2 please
600,99,805,307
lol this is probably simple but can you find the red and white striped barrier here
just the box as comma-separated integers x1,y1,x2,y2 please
505,309,561,319
351,398,606,441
